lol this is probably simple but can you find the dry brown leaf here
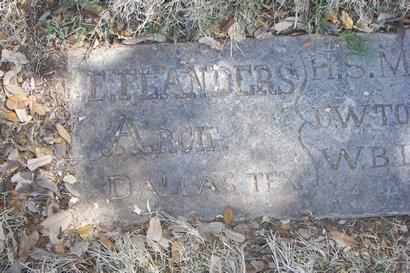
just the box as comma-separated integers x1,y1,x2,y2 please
49,137,63,144
228,22,246,43
253,30,273,40
92,38,100,48
76,224,93,240
324,15,338,24
171,241,183,262
10,196,24,210
15,108,32,122
1,49,29,65
6,94,30,110
340,10,354,29
129,235,146,251
122,34,166,45
3,68,18,84
199,221,225,234
5,84,26,94
329,230,358,247
272,17,307,34
41,211,72,235
273,20,293,33
78,0,107,16
36,170,58,192
27,155,52,171
376,12,400,24
70,241,88,256
278,223,291,237
65,183,80,197
35,146,54,157
247,260,265,273
63,174,77,184
100,236,115,250
303,37,313,47
18,231,39,258
381,239,390,248
297,228,311,239
11,172,33,191
35,104,47,116
4,111,19,122
29,247,53,261
28,95,36,115
224,207,233,225
224,228,245,243
146,217,162,242
56,124,72,143
198,37,223,50
54,244,66,254
25,200,38,213
7,147,19,160
158,237,170,249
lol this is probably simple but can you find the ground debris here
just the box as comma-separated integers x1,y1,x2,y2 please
0,1,409,272
146,217,162,242
56,124,72,143
27,155,52,171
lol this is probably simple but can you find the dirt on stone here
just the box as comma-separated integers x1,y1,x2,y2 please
1,0,409,272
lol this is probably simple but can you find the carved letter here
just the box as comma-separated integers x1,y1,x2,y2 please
102,118,152,156
162,68,185,99
198,177,220,194
161,172,177,196
155,129,176,153
254,65,273,95
345,61,365,79
266,172,281,190
236,65,255,96
310,54,335,80
394,104,409,125
371,146,389,168
277,63,296,94
398,144,410,166
320,147,363,170
109,176,131,200
246,173,264,192
89,72,107,101
379,50,409,77
181,67,203,97
137,180,158,198
332,105,368,128
198,66,207,98
374,104,393,126
117,71,133,100
178,127,193,153
195,126,215,152
211,67,232,97
139,69,158,100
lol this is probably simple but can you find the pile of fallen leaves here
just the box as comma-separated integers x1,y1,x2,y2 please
1,205,409,271
46,2,410,49
1,1,410,272
6,0,408,52
0,47,80,271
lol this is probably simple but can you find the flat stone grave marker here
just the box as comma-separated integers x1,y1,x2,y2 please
69,32,410,223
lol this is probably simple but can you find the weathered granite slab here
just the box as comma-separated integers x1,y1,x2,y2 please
68,32,410,223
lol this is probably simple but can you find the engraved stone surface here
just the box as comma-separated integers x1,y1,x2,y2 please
68,32,410,223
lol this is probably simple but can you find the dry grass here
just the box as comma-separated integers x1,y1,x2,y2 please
0,1,28,49
0,207,25,271
1,1,410,272
1,207,408,272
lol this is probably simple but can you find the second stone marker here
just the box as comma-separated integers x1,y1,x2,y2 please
68,32,410,223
